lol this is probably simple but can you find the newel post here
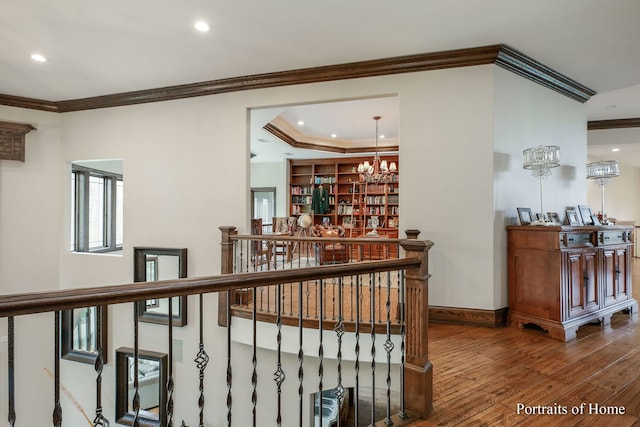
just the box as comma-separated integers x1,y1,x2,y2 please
400,232,434,419
218,226,237,326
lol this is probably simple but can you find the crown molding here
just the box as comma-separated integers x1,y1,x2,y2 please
0,44,595,113
264,123,399,154
0,94,58,113
587,118,640,130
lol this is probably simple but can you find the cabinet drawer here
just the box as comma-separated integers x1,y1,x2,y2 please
596,230,631,246
559,232,592,248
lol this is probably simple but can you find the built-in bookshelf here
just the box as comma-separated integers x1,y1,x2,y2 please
288,156,399,236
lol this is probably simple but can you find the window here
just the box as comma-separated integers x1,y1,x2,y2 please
71,161,123,253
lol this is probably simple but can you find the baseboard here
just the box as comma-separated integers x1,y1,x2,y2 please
429,305,508,327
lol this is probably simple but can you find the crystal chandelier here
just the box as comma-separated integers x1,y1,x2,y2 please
586,160,619,223
358,116,397,183
522,145,560,225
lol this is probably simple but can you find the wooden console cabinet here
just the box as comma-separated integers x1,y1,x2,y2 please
507,225,638,341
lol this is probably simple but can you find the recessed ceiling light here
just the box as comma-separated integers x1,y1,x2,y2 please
30,53,47,62
380,134,385,139
297,121,304,126
194,21,210,32
612,148,620,152
331,134,337,138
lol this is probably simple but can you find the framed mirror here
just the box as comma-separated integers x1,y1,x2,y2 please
61,305,108,364
134,247,187,326
115,347,167,427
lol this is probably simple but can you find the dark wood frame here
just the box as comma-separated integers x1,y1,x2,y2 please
115,347,168,427
516,207,533,225
566,209,582,226
578,205,594,226
547,212,561,224
134,247,188,326
61,305,108,364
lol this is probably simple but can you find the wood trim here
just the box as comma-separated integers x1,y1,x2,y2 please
0,94,58,112
588,118,640,130
428,305,508,327
495,45,596,102
0,121,36,162
264,123,399,154
0,44,595,113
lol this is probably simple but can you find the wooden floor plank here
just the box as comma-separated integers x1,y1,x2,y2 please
406,258,640,427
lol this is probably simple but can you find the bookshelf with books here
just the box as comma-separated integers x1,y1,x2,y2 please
289,156,399,236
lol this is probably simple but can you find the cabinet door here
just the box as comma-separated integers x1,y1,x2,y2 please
565,250,598,319
602,246,630,305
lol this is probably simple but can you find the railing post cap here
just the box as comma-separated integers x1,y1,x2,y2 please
405,229,421,239
219,226,237,232
400,239,434,251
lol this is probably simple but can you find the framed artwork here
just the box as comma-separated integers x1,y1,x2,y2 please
578,205,594,226
566,209,582,226
547,212,561,224
535,213,547,222
322,216,331,226
61,305,108,364
134,247,188,327
517,207,533,225
115,347,168,427
592,214,602,226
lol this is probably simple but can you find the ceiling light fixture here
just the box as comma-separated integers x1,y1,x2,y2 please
194,21,210,32
30,53,47,62
297,120,304,126
358,116,397,184
612,148,620,152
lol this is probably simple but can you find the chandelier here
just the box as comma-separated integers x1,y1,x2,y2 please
358,116,397,183
522,145,560,225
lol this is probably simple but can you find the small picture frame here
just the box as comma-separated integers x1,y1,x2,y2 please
547,212,561,224
578,205,594,226
591,214,601,226
535,213,547,222
566,209,582,226
517,207,533,225
322,216,331,226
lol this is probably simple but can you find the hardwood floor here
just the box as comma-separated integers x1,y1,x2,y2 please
410,258,640,427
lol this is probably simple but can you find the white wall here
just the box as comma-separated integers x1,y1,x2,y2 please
493,67,588,308
250,160,288,217
0,62,590,425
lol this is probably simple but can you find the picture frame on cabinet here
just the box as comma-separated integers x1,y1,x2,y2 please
547,212,561,224
578,205,594,226
591,214,602,226
566,209,582,226
517,207,533,225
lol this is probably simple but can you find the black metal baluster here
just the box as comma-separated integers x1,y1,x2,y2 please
377,271,382,322
8,316,15,427
252,287,258,427
167,298,174,427
226,290,232,427
194,294,209,427
289,283,293,316
93,306,109,426
334,277,346,424
355,274,361,427
370,273,376,426
53,311,62,427
133,303,140,427
384,271,395,426
274,284,285,426
318,279,324,426
398,270,407,420
298,281,304,427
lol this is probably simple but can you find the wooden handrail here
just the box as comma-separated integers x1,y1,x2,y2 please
0,258,420,318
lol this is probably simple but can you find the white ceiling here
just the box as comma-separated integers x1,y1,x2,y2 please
2,1,640,163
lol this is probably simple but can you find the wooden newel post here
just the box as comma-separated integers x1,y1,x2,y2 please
218,226,237,326
400,237,434,419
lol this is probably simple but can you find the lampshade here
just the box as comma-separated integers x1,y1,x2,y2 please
586,160,619,180
523,145,560,176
